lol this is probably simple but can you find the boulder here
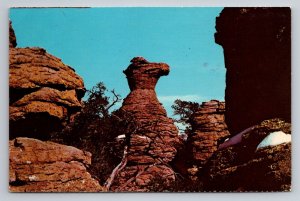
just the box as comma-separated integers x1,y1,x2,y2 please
9,46,85,139
202,118,291,191
9,137,103,192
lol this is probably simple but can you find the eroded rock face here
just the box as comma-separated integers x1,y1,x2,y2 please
9,137,103,192
111,57,180,191
202,119,291,192
189,100,230,166
172,100,230,180
215,8,291,135
9,47,85,139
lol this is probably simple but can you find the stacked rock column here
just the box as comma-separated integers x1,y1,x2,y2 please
187,100,230,179
111,57,180,191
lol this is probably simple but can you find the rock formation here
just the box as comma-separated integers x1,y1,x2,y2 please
9,21,101,192
9,21,17,48
172,100,230,180
215,8,291,135
189,100,230,166
202,119,291,191
9,137,103,192
9,22,85,139
109,57,181,191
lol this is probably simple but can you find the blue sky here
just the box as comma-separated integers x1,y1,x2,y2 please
10,7,225,116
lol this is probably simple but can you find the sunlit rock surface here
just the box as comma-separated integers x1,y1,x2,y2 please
9,22,85,140
9,138,103,192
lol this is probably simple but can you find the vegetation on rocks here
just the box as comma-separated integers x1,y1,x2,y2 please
51,82,137,185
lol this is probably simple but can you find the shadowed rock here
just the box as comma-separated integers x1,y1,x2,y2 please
202,118,291,192
215,8,291,135
9,21,17,48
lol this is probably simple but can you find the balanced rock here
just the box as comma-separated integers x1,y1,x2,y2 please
202,118,291,192
9,23,85,139
215,8,291,135
110,57,180,191
9,137,103,192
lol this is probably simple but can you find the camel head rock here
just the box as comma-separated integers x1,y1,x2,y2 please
123,57,170,91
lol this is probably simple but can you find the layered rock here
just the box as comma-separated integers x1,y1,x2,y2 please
189,100,230,166
9,137,103,192
110,57,180,191
172,100,230,180
215,8,291,135
8,22,101,193
9,46,85,139
202,119,291,191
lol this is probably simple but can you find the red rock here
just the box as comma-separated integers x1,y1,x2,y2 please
189,100,230,166
9,32,85,139
111,57,180,191
172,100,230,180
9,48,85,92
9,138,103,192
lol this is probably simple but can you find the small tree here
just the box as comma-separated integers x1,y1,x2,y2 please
51,82,137,185
171,99,200,136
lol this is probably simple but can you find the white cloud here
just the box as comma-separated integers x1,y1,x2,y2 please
157,95,203,103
